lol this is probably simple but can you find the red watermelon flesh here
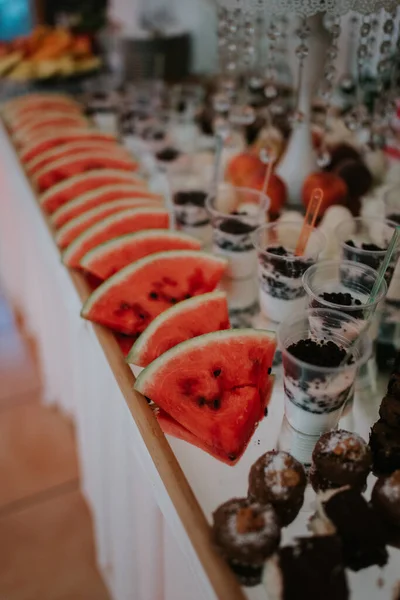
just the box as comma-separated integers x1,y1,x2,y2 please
34,152,139,192
157,375,274,464
51,184,161,229
40,170,146,214
134,329,276,460
20,130,117,163
6,99,81,125
15,115,88,144
80,230,201,280
81,250,227,336
127,291,230,367
27,141,130,176
63,208,170,268
55,199,162,249
11,109,86,133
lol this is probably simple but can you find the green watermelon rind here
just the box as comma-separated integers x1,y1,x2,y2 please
81,250,228,319
134,328,276,395
80,229,201,270
63,207,170,265
33,150,139,185
40,169,147,209
50,183,158,227
55,199,163,247
126,290,228,365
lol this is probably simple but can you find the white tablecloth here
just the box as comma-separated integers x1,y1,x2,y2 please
0,124,218,600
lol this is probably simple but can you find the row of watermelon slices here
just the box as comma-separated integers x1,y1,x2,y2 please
3,92,277,464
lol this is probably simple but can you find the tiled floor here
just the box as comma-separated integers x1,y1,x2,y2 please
0,295,110,600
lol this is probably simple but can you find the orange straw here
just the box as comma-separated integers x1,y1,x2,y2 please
294,188,324,256
261,147,276,197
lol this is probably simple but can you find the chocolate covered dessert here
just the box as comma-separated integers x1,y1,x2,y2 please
248,451,307,526
369,419,400,475
309,429,372,492
310,486,388,571
212,497,281,586
379,394,400,428
264,536,349,600
372,470,400,533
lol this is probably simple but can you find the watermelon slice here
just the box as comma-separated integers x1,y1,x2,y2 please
40,170,147,214
157,374,274,464
3,95,81,123
15,114,89,144
50,184,162,229
19,130,117,163
33,152,140,192
63,208,170,268
134,329,276,461
80,229,201,280
81,250,227,335
11,109,86,133
27,141,131,176
55,199,162,249
127,291,230,367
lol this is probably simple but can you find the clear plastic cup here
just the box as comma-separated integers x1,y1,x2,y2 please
253,221,326,323
335,216,399,287
303,260,387,340
277,308,372,436
206,183,269,279
169,171,212,246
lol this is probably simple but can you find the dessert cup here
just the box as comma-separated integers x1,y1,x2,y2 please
277,308,372,435
253,221,326,323
303,260,387,341
169,171,211,246
206,183,269,280
335,216,399,287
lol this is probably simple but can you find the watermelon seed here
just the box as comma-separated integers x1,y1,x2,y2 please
213,368,221,377
139,313,146,319
267,367,272,375
264,407,268,417
145,396,151,404
170,297,178,304
185,294,191,299
149,292,158,300
228,454,236,462
198,396,206,407
120,302,131,310
212,398,221,410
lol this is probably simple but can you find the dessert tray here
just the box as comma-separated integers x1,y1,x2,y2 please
1,91,400,600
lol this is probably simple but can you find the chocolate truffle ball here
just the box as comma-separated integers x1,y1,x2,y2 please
212,497,281,586
248,451,307,526
379,394,400,429
369,419,400,475
371,470,400,529
332,158,373,200
310,429,372,492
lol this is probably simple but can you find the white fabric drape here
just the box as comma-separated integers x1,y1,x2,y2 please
0,123,217,600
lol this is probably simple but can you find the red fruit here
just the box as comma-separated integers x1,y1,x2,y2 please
225,152,287,217
302,172,348,216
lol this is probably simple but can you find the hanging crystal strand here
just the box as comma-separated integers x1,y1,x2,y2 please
345,14,371,131
249,13,265,91
316,15,342,168
229,11,256,126
339,15,358,94
291,17,311,124
214,7,232,114
371,7,399,148
264,17,279,105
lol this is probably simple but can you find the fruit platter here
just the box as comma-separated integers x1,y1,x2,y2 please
0,26,101,81
1,89,400,600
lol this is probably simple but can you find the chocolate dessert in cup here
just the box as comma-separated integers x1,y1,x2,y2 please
206,183,269,279
253,222,326,324
335,216,399,288
277,308,372,436
302,260,387,342
169,170,211,246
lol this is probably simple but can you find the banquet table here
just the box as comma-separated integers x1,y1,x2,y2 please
1,117,399,600
0,121,248,600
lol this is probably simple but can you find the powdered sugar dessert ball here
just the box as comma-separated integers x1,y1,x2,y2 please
309,429,372,492
212,497,281,586
248,451,307,526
